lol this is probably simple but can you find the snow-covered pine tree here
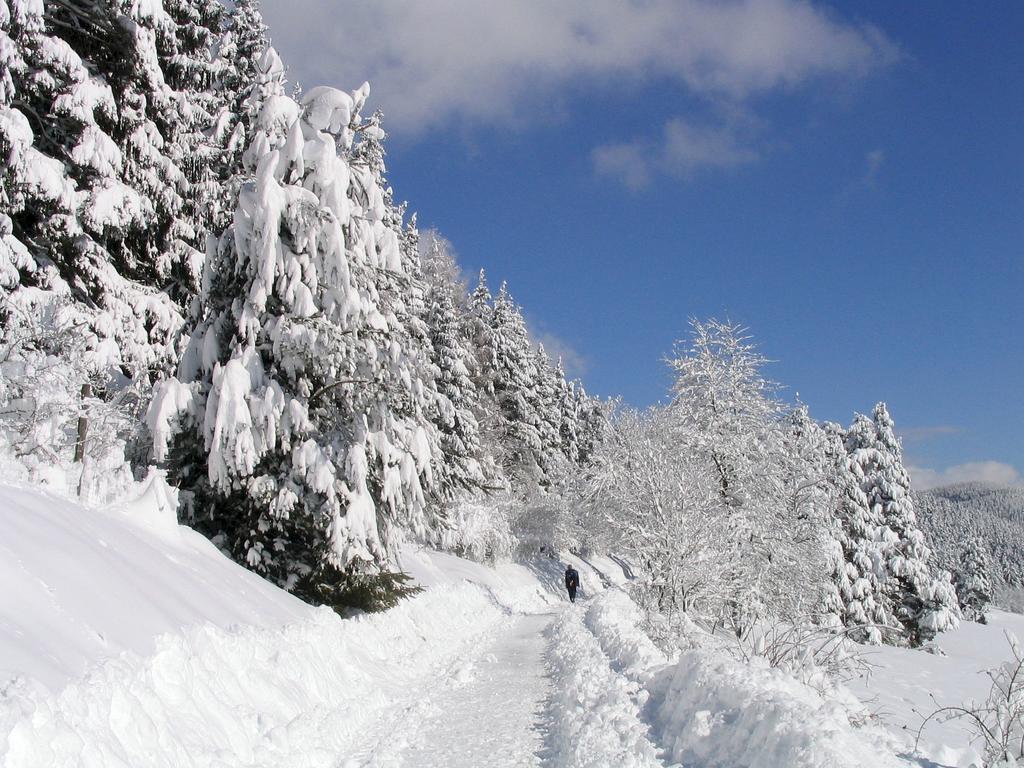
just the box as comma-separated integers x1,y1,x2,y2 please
150,49,438,610
828,415,894,643
844,403,960,645
0,0,181,364
423,255,486,495
0,0,185,496
211,0,270,175
555,359,581,464
345,108,448,548
157,0,231,297
572,381,605,465
488,282,545,486
956,536,993,623
532,343,566,476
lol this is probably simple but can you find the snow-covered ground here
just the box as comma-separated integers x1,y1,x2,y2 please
851,610,1024,767
0,476,1016,767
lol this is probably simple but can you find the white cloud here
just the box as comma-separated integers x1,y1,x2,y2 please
522,312,590,380
535,331,589,380
260,0,898,135
908,461,1023,491
898,425,959,442
594,116,757,188
592,142,652,191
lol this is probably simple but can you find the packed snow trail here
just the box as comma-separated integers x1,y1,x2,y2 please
345,612,555,767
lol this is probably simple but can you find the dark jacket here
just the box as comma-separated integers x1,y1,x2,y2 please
564,568,580,590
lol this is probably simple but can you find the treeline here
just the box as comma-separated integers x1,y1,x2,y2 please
573,320,963,647
917,483,1020,606
0,0,600,608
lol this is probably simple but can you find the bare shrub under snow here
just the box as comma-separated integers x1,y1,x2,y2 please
441,498,516,562
918,632,1024,767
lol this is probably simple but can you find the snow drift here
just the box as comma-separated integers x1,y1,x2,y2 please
0,478,555,767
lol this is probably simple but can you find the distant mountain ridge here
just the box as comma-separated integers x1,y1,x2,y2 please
916,482,1024,592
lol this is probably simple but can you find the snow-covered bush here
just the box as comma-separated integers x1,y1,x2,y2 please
722,619,873,697
0,292,138,503
442,498,516,562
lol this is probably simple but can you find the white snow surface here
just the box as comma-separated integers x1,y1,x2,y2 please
0,474,312,694
851,610,1024,767
0,475,1014,767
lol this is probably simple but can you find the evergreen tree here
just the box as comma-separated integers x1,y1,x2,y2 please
555,360,581,464
0,0,181,376
489,282,544,484
465,268,495,397
151,51,441,608
841,403,960,645
831,415,894,643
532,343,565,474
425,264,486,494
956,537,993,623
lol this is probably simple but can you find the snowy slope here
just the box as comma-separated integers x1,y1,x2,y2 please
852,609,1024,767
0,478,560,767
0,476,1014,767
0,474,314,693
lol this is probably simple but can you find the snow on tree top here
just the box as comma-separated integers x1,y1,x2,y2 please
300,85,360,135
257,46,286,79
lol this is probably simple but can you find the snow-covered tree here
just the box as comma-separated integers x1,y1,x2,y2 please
488,283,545,484
956,537,993,623
664,319,824,626
422,246,487,495
839,403,960,645
585,320,828,636
150,50,442,607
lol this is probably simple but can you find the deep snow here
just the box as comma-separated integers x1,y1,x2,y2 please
0,475,1017,767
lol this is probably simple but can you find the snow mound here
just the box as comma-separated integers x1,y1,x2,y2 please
583,589,670,682
545,605,661,768
0,479,312,694
0,584,514,767
647,647,908,768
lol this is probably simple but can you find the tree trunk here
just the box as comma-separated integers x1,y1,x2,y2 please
74,383,91,463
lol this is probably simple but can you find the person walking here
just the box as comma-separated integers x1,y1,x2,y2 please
564,564,580,603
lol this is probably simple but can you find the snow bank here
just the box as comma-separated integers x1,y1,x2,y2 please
0,477,312,693
545,605,662,768
0,479,561,767
0,584,514,768
647,646,908,768
573,590,910,768
582,589,670,681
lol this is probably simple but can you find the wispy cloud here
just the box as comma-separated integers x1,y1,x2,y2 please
536,332,590,380
261,0,898,136
592,143,651,191
898,425,960,442
909,461,1023,491
594,116,758,188
523,312,590,380
863,148,885,186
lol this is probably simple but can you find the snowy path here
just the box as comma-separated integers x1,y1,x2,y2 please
343,611,556,768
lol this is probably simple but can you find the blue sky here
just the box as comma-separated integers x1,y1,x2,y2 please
263,1,1023,487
